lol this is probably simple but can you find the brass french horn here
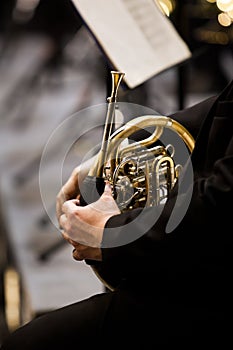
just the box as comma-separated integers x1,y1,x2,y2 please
80,71,195,212
79,71,195,291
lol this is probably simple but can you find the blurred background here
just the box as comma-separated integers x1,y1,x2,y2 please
0,0,232,344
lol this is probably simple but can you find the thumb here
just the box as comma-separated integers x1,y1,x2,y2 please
92,181,120,215
102,181,113,198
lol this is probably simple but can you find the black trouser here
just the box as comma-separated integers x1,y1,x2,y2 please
0,288,225,349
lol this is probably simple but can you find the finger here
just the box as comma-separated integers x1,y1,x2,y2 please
56,190,67,219
72,198,80,204
61,231,73,244
95,182,120,214
103,181,113,196
62,199,80,214
59,213,67,230
72,248,84,261
62,232,80,247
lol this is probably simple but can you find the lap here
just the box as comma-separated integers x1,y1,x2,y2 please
1,288,226,348
1,292,113,349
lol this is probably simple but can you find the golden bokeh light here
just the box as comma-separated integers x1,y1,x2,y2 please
218,11,232,25
216,0,233,12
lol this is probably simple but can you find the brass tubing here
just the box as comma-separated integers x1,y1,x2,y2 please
107,115,195,175
95,71,125,178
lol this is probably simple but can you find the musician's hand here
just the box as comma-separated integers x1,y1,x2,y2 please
56,156,97,221
56,166,80,220
59,182,120,250
62,233,102,261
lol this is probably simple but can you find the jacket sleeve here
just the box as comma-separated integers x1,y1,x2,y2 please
100,94,233,268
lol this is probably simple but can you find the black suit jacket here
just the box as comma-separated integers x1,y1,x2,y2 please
90,81,233,307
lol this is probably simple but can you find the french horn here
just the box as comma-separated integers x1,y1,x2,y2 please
80,71,195,213
79,71,195,291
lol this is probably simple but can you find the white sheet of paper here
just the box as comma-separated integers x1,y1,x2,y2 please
72,0,191,88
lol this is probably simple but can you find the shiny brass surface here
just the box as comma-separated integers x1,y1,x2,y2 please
93,71,125,178
88,71,195,212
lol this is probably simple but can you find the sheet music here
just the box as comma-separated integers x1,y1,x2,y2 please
71,0,191,88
